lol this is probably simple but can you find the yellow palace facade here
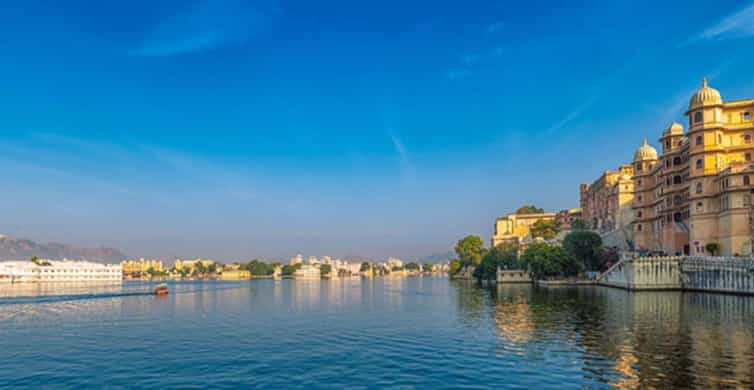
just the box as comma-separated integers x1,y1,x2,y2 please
582,79,754,256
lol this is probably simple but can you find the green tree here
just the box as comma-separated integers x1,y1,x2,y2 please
705,242,720,256
422,263,434,272
520,243,580,280
360,262,371,272
320,264,332,276
281,264,297,276
473,243,519,282
562,230,603,271
571,219,589,230
454,235,486,266
515,205,545,214
247,260,274,276
530,219,560,240
405,262,420,271
449,259,461,275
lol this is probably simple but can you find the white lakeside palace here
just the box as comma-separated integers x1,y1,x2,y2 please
0,259,122,283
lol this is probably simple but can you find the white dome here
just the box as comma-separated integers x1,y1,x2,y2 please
634,138,658,162
689,78,722,111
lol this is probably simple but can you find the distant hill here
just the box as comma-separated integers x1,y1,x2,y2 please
415,251,455,263
0,234,127,263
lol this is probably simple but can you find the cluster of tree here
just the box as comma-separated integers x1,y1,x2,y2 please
529,219,560,240
452,229,615,282
473,242,520,282
281,262,303,276
522,230,612,280
239,260,277,276
146,267,169,277
515,205,545,214
320,264,332,276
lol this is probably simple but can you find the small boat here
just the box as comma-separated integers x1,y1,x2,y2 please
153,283,169,296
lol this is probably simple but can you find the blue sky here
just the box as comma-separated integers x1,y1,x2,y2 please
1,0,754,261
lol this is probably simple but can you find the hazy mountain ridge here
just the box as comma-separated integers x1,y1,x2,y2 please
415,251,454,263
0,235,127,263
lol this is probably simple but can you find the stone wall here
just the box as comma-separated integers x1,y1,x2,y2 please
682,256,754,294
496,269,532,283
599,256,683,291
599,255,754,295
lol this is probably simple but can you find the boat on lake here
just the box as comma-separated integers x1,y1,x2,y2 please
153,284,169,296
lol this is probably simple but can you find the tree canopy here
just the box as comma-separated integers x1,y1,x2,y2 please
571,219,589,230
520,243,580,280
530,219,559,240
515,205,545,214
473,242,519,282
562,230,603,271
405,262,420,270
454,235,486,266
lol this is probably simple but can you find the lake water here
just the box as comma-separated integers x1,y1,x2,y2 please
1,277,753,388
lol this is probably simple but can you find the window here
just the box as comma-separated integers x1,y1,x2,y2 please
674,195,682,205
745,134,752,144
665,140,671,149
745,175,751,186
747,153,752,162
638,195,643,202
674,175,682,185
637,180,642,186
696,182,703,194
637,211,642,218
673,157,682,166
718,134,723,144
694,111,703,123
696,201,703,212
636,164,642,172
696,136,703,146
744,112,751,121
637,224,642,232
696,159,703,169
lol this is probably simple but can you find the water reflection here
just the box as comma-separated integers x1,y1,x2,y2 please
453,283,754,388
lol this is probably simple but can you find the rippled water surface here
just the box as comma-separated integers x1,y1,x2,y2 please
1,278,753,388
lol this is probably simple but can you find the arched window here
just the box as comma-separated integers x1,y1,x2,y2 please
696,136,703,146
674,212,682,222
745,175,751,186
696,159,703,169
694,111,703,123
673,157,682,166
673,175,682,185
745,134,752,144
744,112,751,121
636,164,643,172
696,182,702,194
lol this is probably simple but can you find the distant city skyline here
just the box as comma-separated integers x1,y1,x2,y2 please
2,0,754,260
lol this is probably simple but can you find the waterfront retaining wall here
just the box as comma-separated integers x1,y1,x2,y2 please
682,257,754,294
496,269,532,283
599,256,683,291
599,255,754,295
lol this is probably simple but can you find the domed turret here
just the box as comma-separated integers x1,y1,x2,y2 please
634,138,658,161
688,78,722,111
662,121,684,137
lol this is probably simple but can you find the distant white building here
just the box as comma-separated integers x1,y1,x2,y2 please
293,264,321,279
387,257,403,269
0,260,122,283
290,254,304,265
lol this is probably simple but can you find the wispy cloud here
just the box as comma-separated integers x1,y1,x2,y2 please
444,20,506,81
390,133,416,183
683,3,754,46
544,95,598,135
131,0,279,57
